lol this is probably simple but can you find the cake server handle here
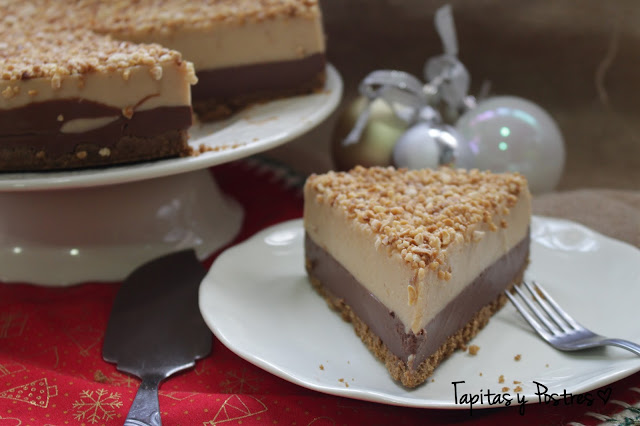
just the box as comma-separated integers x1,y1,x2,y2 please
124,375,163,426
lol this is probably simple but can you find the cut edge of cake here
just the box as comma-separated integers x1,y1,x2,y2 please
0,25,198,171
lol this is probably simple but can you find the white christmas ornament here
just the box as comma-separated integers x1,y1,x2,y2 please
455,96,565,194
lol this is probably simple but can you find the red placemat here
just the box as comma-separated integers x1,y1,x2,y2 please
1,159,638,426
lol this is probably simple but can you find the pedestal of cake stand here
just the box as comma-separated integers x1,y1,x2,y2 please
0,168,243,286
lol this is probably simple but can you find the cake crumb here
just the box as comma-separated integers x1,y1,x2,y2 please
319,364,324,371
468,345,480,355
498,375,505,384
514,386,523,392
122,106,134,119
545,364,549,368
513,380,521,384
502,387,509,392
431,378,435,382
479,372,483,376
514,354,521,361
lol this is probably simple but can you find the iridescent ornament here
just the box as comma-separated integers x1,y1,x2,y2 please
455,96,565,194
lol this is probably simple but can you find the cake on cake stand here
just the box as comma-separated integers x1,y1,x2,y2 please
0,65,342,286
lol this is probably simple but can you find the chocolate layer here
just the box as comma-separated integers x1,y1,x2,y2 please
305,231,530,368
0,99,192,156
192,53,326,101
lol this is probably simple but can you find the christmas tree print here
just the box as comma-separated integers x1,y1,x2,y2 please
205,395,267,425
0,378,58,408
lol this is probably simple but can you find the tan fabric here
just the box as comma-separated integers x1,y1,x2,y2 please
533,189,640,248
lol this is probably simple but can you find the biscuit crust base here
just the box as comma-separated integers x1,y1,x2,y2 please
306,261,526,388
0,130,191,172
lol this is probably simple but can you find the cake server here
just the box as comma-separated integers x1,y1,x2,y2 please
103,249,211,426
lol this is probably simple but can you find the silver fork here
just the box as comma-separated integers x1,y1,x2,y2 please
505,281,640,356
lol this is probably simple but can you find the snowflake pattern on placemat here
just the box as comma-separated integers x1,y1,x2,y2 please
72,389,123,424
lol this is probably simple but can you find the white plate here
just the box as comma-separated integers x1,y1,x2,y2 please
0,65,341,192
199,216,640,409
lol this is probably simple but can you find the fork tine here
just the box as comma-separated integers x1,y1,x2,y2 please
522,281,572,333
505,289,553,339
531,281,582,330
512,284,562,335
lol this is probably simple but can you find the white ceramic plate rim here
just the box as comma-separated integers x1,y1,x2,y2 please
199,216,640,409
0,65,341,192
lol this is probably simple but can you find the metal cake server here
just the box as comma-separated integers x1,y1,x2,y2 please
103,250,211,426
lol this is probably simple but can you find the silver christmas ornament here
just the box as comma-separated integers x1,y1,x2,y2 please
455,96,565,194
392,107,460,170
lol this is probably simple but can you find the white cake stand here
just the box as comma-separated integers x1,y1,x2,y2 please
0,65,342,286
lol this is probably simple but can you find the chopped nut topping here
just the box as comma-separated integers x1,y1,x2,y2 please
76,150,87,159
0,7,190,83
1,86,14,99
57,114,64,122
407,284,417,306
93,0,321,35
306,166,528,278
149,64,163,80
98,147,111,157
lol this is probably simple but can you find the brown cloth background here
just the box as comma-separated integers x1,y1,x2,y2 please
267,0,640,248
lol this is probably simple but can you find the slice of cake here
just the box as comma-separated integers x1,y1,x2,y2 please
0,25,197,171
303,166,531,388
93,0,327,121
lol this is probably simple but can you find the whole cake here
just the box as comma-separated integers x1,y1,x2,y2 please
0,0,326,171
304,166,531,388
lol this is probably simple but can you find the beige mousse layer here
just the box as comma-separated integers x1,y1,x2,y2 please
0,63,194,112
0,25,196,126
91,0,325,70
304,167,531,335
106,17,325,71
